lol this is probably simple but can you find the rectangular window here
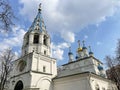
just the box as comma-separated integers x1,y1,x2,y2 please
44,50,46,55
43,66,46,72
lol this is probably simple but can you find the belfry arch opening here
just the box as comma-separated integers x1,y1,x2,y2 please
43,35,47,46
14,80,23,90
33,33,39,44
26,35,29,45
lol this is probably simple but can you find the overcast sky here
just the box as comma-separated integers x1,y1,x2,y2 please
0,0,120,66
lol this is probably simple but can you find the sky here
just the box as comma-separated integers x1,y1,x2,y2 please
0,0,120,66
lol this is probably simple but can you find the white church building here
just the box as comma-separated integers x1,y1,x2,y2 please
8,4,118,90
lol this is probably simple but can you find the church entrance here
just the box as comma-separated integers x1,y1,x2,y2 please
14,80,23,90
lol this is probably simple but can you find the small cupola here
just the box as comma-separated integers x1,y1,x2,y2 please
82,40,87,50
77,40,83,53
97,64,106,77
82,40,88,57
68,47,74,63
89,46,94,57
98,64,103,71
76,40,84,59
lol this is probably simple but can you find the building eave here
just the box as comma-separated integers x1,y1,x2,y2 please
62,56,103,66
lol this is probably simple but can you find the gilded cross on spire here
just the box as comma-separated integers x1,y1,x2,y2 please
89,46,91,51
78,40,81,48
38,3,42,11
82,40,85,47
69,47,71,52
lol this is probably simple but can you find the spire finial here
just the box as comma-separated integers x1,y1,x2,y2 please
78,40,81,48
89,46,94,56
89,46,92,52
38,3,42,12
69,47,71,52
82,40,85,47
68,46,74,63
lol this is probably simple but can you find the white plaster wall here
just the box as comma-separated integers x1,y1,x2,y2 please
53,74,91,90
30,72,53,90
31,53,57,77
58,57,96,77
9,52,57,90
90,76,118,90
9,73,31,90
10,53,32,77
57,57,105,78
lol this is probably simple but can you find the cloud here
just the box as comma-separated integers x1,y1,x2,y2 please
84,35,88,39
18,0,120,43
97,41,102,45
51,42,69,60
61,30,75,43
0,26,26,51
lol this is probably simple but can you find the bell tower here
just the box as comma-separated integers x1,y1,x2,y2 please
9,4,57,90
22,3,51,56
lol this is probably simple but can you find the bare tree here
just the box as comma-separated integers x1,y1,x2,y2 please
116,39,120,64
105,56,114,68
0,0,15,32
105,56,120,88
0,48,15,90
105,39,120,90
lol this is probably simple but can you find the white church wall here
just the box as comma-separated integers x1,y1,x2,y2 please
7,4,118,90
57,57,100,77
53,73,91,90
9,73,31,90
30,73,53,90
31,53,57,77
10,53,33,77
90,74,118,90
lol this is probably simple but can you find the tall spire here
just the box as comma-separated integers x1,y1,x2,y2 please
29,3,46,32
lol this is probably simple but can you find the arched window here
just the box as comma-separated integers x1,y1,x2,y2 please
43,35,47,46
14,80,23,90
95,84,100,90
33,33,39,44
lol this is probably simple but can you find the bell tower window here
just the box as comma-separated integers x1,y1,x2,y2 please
25,51,26,55
33,34,39,44
26,35,29,45
43,35,47,46
44,50,46,55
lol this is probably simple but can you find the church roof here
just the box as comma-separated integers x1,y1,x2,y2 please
53,71,109,81
62,56,103,66
28,4,46,32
